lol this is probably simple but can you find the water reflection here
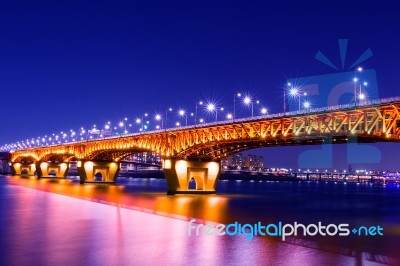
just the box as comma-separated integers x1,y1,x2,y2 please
1,175,400,265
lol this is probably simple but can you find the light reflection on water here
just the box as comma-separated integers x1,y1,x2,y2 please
0,175,399,265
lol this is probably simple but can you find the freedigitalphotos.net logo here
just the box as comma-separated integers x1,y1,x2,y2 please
188,219,383,241
286,39,381,169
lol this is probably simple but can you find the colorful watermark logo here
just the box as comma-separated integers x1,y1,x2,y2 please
286,39,381,168
188,219,384,241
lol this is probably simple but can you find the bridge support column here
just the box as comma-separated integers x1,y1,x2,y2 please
77,161,120,184
162,159,221,195
11,162,36,176
36,162,69,179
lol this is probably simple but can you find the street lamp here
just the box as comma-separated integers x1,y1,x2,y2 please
165,107,172,128
303,101,311,110
243,96,254,117
195,101,203,125
284,83,289,114
289,86,306,111
178,109,187,126
118,121,126,134
155,114,163,129
358,81,368,103
234,93,241,119
207,103,217,121
136,118,142,131
353,67,363,104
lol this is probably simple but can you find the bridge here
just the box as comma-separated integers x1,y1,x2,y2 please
6,97,400,194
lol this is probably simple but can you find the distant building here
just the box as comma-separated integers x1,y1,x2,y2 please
0,152,12,174
123,152,162,165
244,154,264,169
222,153,264,170
120,152,162,172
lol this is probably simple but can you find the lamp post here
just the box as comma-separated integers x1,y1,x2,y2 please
155,114,163,129
195,101,203,125
284,83,288,114
104,121,112,137
165,107,172,129
243,96,253,117
234,93,241,120
289,86,307,111
118,121,125,134
178,109,187,126
219,107,224,120
207,103,217,121
136,118,142,131
354,67,363,105
136,113,148,132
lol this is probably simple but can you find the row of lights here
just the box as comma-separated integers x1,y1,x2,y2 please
0,93,271,151
1,67,369,152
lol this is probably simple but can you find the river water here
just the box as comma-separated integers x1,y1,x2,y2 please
0,175,399,266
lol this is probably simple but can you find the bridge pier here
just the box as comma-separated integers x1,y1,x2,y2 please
36,162,69,179
162,159,221,195
77,161,120,184
11,162,36,176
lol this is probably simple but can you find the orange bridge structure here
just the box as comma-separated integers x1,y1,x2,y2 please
8,98,400,194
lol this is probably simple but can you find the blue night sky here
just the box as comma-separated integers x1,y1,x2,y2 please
1,1,400,170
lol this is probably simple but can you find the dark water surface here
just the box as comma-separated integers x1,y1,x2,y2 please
0,175,399,266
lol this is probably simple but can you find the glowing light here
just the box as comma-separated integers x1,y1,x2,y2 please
357,67,363,72
208,162,219,175
163,159,171,169
155,114,161,120
353,77,358,82
289,88,298,96
243,96,251,104
178,109,185,116
261,107,267,114
358,93,366,100
303,101,311,109
226,113,233,119
207,103,215,112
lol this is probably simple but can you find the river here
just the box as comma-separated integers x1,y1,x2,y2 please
0,175,399,265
